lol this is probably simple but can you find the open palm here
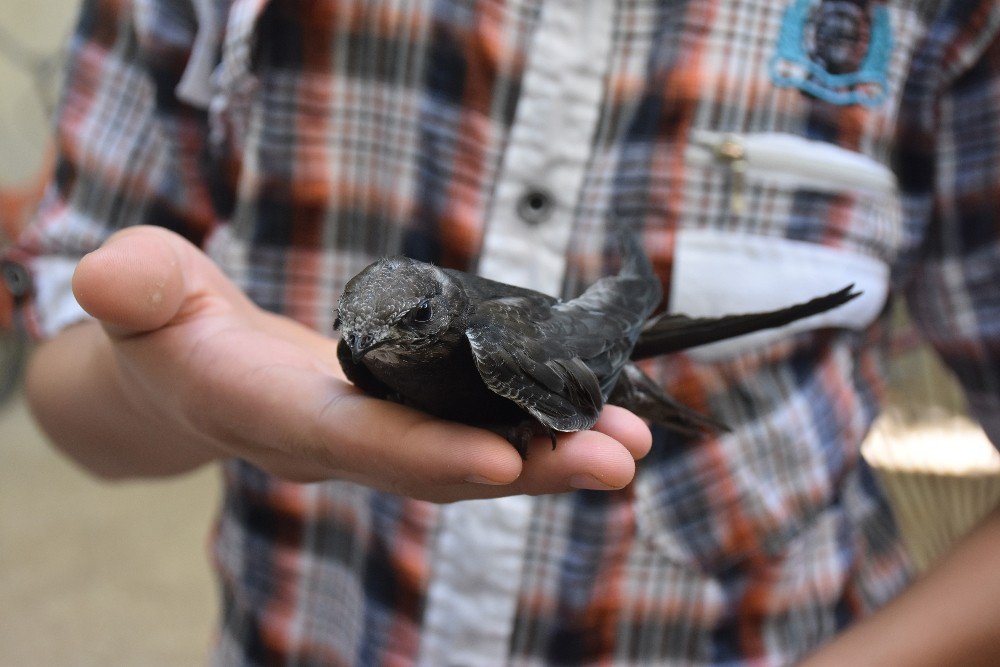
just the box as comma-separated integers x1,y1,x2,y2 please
66,226,650,501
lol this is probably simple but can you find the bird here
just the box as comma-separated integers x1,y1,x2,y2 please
334,233,859,457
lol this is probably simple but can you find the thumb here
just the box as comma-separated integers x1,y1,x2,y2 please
72,226,229,337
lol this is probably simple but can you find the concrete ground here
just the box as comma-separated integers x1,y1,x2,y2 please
0,389,220,666
0,0,76,185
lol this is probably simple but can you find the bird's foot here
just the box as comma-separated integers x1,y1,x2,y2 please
501,420,555,459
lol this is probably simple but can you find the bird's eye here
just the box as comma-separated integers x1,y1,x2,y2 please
410,299,433,323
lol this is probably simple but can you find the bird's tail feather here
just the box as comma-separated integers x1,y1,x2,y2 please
610,364,729,435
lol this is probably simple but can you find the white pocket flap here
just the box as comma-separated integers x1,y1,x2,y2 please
670,228,890,362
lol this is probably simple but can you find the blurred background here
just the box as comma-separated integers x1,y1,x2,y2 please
0,4,218,665
0,2,997,665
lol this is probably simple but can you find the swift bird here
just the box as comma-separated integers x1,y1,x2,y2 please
335,234,858,457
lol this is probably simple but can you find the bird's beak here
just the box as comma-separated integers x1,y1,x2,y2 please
348,331,389,363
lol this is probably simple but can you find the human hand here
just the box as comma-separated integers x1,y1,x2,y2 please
70,226,651,501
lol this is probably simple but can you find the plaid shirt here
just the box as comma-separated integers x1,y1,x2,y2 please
7,0,1000,664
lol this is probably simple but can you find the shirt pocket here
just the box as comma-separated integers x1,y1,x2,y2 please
631,132,898,572
672,130,899,361
667,227,891,362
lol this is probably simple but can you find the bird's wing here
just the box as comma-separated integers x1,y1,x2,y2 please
463,230,661,432
464,291,649,433
465,297,604,432
631,285,861,360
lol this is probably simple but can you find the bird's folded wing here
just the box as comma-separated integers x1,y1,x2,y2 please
465,297,608,433
631,285,860,360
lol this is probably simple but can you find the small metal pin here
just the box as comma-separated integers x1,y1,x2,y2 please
713,137,747,215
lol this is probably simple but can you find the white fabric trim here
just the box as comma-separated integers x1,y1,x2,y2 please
419,3,615,663
670,228,890,362
176,0,222,108
31,255,91,338
417,496,534,666
477,0,615,295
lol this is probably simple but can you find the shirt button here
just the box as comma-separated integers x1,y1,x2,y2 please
516,187,554,225
1,260,31,299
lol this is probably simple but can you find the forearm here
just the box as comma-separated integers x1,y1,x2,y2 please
25,320,216,480
803,503,1000,666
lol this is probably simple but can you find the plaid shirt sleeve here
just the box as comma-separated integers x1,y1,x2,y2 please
897,6,1000,446
0,0,217,338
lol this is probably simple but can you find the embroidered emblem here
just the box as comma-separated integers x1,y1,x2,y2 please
771,0,892,107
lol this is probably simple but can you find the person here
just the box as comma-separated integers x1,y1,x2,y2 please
5,0,1000,663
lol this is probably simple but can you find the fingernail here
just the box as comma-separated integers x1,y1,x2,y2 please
465,474,507,486
568,474,619,491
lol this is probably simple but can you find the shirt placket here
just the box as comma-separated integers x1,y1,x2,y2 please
417,2,614,664
477,0,615,294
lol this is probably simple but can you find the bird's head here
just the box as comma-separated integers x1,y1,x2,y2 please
335,257,466,363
